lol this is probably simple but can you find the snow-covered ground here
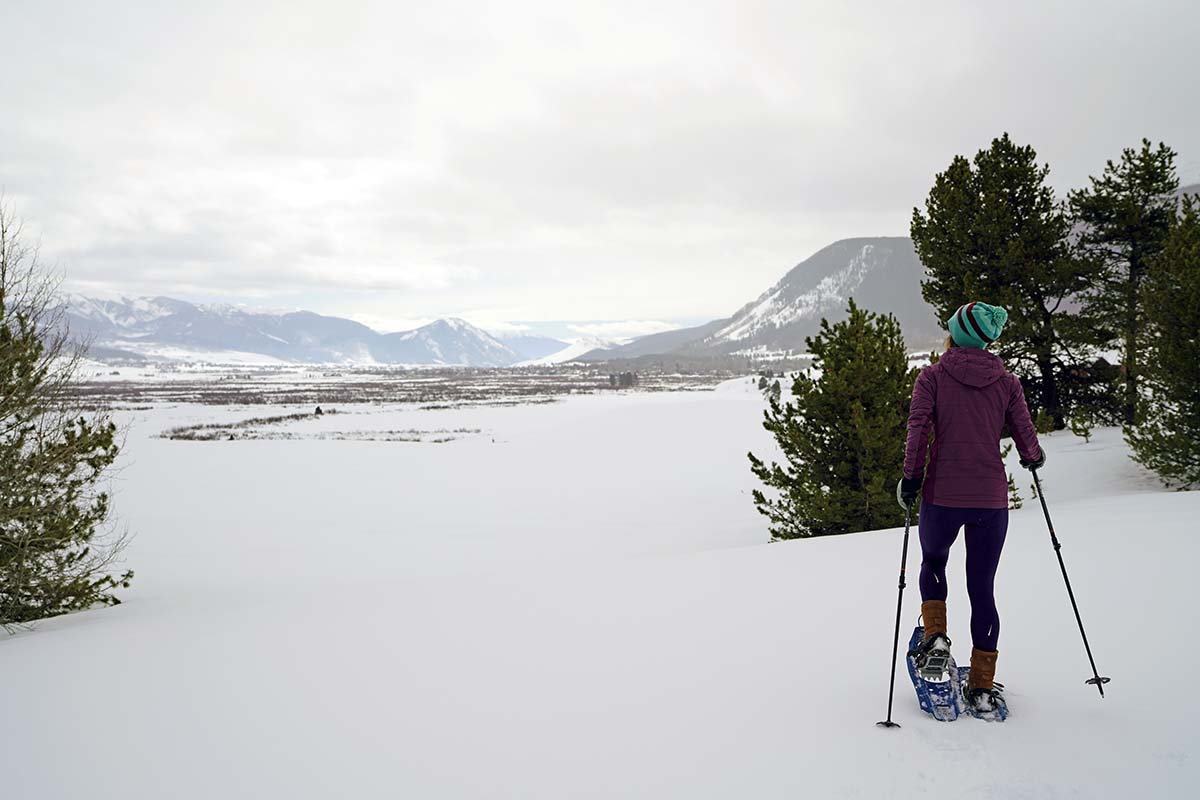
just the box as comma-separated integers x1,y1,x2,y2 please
1,380,1196,799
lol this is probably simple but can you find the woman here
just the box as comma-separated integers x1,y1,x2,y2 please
896,300,1044,713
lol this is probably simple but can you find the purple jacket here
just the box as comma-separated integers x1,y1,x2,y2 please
903,348,1041,509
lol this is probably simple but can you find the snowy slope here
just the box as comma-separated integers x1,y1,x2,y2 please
382,317,520,366
66,294,192,328
700,237,941,353
495,333,571,362
713,243,881,342
518,336,620,365
581,238,943,362
0,388,1195,799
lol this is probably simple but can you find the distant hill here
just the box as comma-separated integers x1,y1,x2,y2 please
517,336,622,366
63,296,559,367
497,334,572,362
576,319,730,362
581,237,941,361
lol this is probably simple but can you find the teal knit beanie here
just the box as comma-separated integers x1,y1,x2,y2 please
948,301,1008,348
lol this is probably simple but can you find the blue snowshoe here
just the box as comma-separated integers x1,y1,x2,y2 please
905,625,962,721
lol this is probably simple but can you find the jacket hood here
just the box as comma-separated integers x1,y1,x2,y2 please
939,347,1007,388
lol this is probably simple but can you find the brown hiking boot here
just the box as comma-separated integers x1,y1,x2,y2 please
968,648,998,691
964,648,1005,716
910,600,952,679
921,600,947,637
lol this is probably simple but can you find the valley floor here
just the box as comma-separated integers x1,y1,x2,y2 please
1,380,1195,799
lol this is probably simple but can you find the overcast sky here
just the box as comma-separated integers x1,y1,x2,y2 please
2,1,1197,337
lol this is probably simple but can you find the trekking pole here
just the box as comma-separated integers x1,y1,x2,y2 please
1031,468,1111,697
876,505,913,729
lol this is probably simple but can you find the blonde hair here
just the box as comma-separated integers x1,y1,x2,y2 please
944,334,957,351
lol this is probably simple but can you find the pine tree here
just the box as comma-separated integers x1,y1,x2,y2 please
1,205,132,627
1069,412,1094,444
1069,139,1179,425
911,133,1103,428
748,301,916,539
1126,195,1200,487
1000,443,1023,509
1006,474,1023,510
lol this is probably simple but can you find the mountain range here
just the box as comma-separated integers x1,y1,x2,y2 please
65,296,568,367
58,182,1200,367
65,235,941,367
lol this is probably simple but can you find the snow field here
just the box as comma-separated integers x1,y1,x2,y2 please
1,380,1196,798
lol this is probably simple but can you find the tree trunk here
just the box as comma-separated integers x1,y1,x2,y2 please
1123,245,1143,426
1037,352,1063,429
1036,306,1064,429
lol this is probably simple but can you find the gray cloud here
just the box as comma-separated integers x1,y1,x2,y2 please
2,0,1197,331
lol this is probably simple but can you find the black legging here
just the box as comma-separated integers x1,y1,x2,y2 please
918,501,1008,652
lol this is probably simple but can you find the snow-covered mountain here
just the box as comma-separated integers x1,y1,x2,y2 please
517,337,620,366
62,296,532,367
68,294,194,329
699,237,939,354
580,237,941,361
493,333,572,362
383,318,521,367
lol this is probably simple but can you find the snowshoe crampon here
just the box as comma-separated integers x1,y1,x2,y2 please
910,631,953,681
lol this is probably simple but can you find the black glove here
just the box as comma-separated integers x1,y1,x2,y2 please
896,476,922,510
1019,446,1047,471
